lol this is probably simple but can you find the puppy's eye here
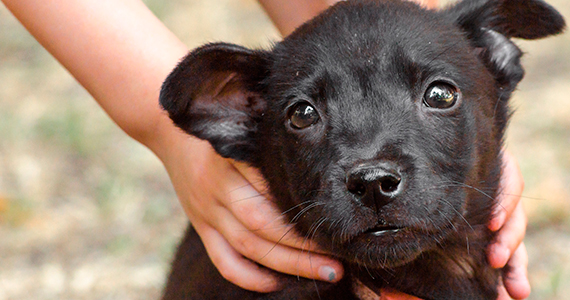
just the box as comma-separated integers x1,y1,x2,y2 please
289,102,320,129
423,82,458,109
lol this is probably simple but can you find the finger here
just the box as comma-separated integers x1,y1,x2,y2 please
496,283,511,300
195,219,282,293
228,181,324,253
379,289,420,300
503,243,531,300
488,200,527,268
223,161,324,253
489,150,524,232
380,288,422,300
214,206,344,283
232,160,270,196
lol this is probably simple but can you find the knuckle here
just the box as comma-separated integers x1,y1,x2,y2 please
206,245,233,277
215,259,241,285
230,195,274,231
518,178,525,193
206,248,244,287
514,174,525,193
231,231,259,258
244,208,272,230
211,250,277,292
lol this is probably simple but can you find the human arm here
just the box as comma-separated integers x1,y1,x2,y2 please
490,150,531,300
256,1,530,299
2,0,530,297
1,0,184,149
258,0,438,36
1,0,343,292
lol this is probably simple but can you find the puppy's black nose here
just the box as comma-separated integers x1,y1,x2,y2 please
346,162,403,211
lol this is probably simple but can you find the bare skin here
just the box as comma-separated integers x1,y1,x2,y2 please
259,0,439,35
2,0,529,298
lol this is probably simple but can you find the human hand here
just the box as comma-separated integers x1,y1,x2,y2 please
376,150,530,300
159,131,344,292
161,125,528,297
488,150,530,300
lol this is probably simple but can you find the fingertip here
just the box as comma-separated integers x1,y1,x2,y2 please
380,288,423,300
488,201,527,270
504,275,531,300
503,245,531,300
251,272,283,293
488,210,506,232
496,284,511,300
318,265,338,282
317,263,344,283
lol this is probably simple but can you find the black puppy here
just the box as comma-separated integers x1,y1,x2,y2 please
159,0,564,299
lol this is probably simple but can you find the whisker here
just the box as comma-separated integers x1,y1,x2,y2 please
449,180,496,202
245,223,291,233
246,200,322,233
437,197,474,232
229,191,272,204
227,178,269,194
363,240,376,279
259,225,298,260
312,274,322,300
495,192,547,202
306,217,328,247
291,202,325,223
434,206,458,233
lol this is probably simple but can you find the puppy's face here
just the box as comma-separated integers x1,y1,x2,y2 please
160,0,564,269
259,4,498,267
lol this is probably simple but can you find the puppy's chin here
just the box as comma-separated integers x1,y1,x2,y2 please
351,233,423,268
332,224,457,269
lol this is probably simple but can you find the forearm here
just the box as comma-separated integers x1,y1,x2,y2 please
258,0,438,36
257,0,334,36
2,0,438,158
2,0,188,153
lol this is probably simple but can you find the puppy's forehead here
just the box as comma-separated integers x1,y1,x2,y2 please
272,0,473,92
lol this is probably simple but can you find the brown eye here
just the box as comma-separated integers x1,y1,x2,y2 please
423,82,458,109
289,102,319,129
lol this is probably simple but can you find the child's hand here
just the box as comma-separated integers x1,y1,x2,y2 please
490,150,530,300
160,132,344,292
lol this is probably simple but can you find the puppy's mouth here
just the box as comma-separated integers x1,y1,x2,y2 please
364,224,404,236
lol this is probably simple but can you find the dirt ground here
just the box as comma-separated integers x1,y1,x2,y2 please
1,0,569,299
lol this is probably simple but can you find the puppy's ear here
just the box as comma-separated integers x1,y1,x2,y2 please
160,43,270,162
445,0,565,93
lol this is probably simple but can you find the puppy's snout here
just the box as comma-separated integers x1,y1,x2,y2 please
346,163,403,211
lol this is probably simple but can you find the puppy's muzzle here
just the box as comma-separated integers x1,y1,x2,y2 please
346,162,403,212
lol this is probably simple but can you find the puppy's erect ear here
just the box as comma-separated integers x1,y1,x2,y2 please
160,43,270,162
445,0,565,93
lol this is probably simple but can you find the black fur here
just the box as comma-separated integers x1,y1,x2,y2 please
159,0,565,299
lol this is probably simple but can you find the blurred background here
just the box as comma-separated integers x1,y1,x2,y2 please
0,0,568,299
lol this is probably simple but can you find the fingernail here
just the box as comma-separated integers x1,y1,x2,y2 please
318,266,337,282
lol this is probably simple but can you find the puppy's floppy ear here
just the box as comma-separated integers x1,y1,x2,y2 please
445,0,565,93
160,43,270,162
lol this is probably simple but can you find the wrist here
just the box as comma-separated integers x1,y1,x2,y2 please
147,116,211,171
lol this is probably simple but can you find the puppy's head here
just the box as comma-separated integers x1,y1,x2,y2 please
160,0,564,268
